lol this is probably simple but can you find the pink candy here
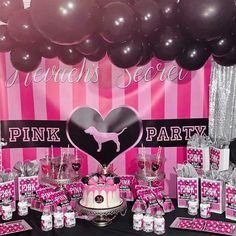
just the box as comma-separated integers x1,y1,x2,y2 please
119,175,135,201
106,178,114,185
88,175,115,185
0,220,32,235
88,178,97,185
176,218,235,235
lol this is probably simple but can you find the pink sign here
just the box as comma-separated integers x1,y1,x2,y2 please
0,55,211,197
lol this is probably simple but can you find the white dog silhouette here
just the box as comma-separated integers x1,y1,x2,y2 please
84,126,127,152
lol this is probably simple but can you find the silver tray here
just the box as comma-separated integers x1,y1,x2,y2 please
170,217,236,236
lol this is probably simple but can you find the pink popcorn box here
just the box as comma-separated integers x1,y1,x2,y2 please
177,177,199,208
226,184,236,221
0,180,16,212
119,175,135,201
70,200,77,212
16,176,39,205
201,179,225,214
210,147,229,171
51,190,70,213
31,199,54,213
187,147,210,172
30,198,41,212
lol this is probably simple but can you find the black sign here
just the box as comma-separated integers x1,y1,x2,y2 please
0,118,208,150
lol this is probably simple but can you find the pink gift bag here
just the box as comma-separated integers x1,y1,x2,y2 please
177,177,199,208
225,184,236,221
210,147,229,171
16,176,39,205
119,175,135,201
201,178,225,214
187,147,210,172
0,180,16,212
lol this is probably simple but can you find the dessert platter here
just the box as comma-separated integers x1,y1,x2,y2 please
78,166,127,227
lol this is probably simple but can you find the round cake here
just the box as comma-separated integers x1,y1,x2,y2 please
80,173,122,209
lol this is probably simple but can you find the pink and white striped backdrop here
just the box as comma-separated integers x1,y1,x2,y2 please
0,54,211,197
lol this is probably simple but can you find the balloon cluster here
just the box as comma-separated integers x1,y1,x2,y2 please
1,0,236,72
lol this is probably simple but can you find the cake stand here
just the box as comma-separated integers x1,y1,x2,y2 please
77,200,127,227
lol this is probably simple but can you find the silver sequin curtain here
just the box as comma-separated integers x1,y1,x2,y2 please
209,61,236,142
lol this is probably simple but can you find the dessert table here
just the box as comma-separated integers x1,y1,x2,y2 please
2,200,232,236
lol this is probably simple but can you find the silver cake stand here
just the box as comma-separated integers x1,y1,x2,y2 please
77,199,127,227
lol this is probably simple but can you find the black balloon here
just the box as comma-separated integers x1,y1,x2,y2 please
176,43,210,71
108,39,143,68
0,25,15,52
86,47,106,62
39,40,59,59
31,0,101,45
101,2,137,43
137,40,153,66
7,9,41,44
210,36,234,57
152,26,184,61
156,0,178,25
133,0,162,36
178,0,235,41
98,0,133,7
231,20,236,41
10,47,41,72
0,0,24,23
213,47,236,67
76,35,104,56
58,46,83,65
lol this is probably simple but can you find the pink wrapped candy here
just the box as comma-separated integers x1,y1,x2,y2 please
0,220,32,235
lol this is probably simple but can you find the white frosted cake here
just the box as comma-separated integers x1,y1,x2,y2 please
80,173,122,209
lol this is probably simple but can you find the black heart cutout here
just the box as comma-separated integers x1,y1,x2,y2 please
72,163,81,171
67,107,143,165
